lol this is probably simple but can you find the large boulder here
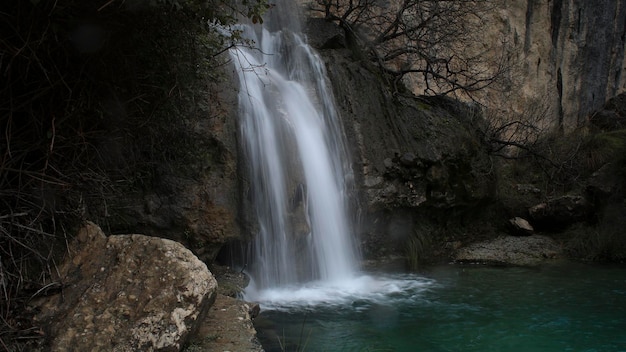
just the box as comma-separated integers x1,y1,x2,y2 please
508,217,535,236
35,222,217,351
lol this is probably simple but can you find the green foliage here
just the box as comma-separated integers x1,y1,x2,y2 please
405,229,432,271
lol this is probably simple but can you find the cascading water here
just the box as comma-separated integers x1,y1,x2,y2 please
230,1,360,294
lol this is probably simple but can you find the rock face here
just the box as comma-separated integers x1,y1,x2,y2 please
308,1,625,133
111,75,242,264
485,0,626,131
73,9,244,265
306,18,497,259
35,222,217,351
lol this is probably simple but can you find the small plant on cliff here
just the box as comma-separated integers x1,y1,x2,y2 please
405,229,432,271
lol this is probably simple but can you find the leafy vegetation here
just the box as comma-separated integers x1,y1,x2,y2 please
405,229,432,271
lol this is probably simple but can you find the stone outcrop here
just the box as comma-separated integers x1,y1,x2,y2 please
313,30,494,213
484,0,626,131
111,75,242,264
508,217,535,236
187,294,263,352
587,163,621,199
34,222,217,351
454,235,562,266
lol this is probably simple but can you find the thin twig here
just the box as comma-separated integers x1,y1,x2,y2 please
0,213,29,220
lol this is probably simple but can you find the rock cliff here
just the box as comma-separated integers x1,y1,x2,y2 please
482,0,626,131
77,8,244,264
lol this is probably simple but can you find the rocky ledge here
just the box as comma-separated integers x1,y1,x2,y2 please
186,294,263,352
454,235,563,266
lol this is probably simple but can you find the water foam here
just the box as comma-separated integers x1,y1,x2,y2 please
244,273,436,312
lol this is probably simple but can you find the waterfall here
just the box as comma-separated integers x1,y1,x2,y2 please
230,1,359,292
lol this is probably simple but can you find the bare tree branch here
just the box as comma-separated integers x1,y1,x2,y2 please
313,0,510,98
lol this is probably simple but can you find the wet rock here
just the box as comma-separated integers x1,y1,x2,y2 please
209,264,249,298
426,164,448,186
455,235,562,266
188,295,263,352
248,303,261,319
305,18,347,50
364,176,384,187
35,222,217,351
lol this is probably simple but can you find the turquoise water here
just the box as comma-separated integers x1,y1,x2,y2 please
253,263,626,352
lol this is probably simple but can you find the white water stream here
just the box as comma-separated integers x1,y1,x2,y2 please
230,2,359,296
228,1,448,315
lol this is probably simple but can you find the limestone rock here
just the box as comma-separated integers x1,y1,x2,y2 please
508,217,534,236
455,235,561,266
35,222,217,352
495,0,626,131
